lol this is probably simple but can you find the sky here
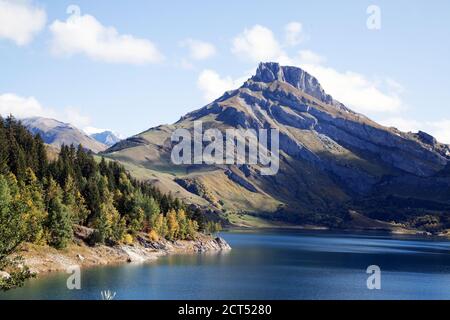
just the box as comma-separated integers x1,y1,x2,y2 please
0,0,449,142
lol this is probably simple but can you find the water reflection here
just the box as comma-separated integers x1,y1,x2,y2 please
1,229,450,300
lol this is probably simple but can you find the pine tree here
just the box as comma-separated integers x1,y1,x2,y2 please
0,174,33,290
153,214,168,239
22,168,47,244
92,189,125,244
0,174,26,259
177,209,188,240
128,204,145,234
7,137,26,180
160,194,170,214
167,209,180,241
63,175,90,224
33,134,48,179
139,194,160,229
84,176,101,223
45,178,72,249
186,219,199,239
0,118,9,175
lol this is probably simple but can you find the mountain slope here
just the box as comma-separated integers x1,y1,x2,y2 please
23,117,107,153
90,130,121,146
105,62,450,228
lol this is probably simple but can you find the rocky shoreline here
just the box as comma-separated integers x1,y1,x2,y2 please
11,232,231,276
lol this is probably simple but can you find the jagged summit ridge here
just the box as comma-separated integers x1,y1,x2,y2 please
251,62,334,105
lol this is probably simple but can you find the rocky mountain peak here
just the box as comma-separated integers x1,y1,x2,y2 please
251,62,334,104
90,130,121,147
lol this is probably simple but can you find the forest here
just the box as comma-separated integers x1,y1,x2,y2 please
0,116,221,290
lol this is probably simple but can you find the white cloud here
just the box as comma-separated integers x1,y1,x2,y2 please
380,117,422,132
284,22,305,46
428,120,450,145
0,0,46,46
0,92,93,129
231,25,290,64
380,117,450,144
84,126,107,135
180,38,216,60
64,106,91,128
230,24,405,114
49,12,164,64
197,69,250,101
0,93,55,118
300,62,404,113
297,50,326,65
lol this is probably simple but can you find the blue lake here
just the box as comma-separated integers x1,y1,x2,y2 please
1,229,450,300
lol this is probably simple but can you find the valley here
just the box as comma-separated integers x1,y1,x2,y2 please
99,63,450,233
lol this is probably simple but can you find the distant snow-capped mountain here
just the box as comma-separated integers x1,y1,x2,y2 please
90,130,122,147
22,117,108,153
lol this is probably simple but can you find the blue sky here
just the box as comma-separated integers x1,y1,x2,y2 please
0,0,449,142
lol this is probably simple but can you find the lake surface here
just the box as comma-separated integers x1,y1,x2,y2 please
1,229,450,300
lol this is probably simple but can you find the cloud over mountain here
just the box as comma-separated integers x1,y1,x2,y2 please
197,69,250,102
227,23,406,115
0,92,95,131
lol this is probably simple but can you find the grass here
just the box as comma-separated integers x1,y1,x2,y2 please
224,212,282,228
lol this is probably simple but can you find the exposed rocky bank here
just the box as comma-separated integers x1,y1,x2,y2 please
12,230,231,275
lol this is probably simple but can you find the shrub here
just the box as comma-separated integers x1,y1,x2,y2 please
121,233,133,245
148,229,159,241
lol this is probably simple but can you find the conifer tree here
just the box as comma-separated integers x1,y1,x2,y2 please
177,209,188,240
45,178,72,249
153,214,168,239
0,118,9,175
63,175,90,224
0,174,26,259
33,134,48,179
0,174,33,290
167,209,180,241
22,168,47,244
138,193,160,229
186,219,199,239
92,189,125,244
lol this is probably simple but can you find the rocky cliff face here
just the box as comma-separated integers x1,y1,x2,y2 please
106,62,450,228
250,62,337,107
15,228,230,275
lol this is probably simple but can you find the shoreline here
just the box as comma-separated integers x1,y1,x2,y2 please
14,233,231,276
8,224,448,280
223,210,450,239
223,224,450,240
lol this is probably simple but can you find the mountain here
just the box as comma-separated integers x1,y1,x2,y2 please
105,62,450,230
90,130,121,147
22,117,108,153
